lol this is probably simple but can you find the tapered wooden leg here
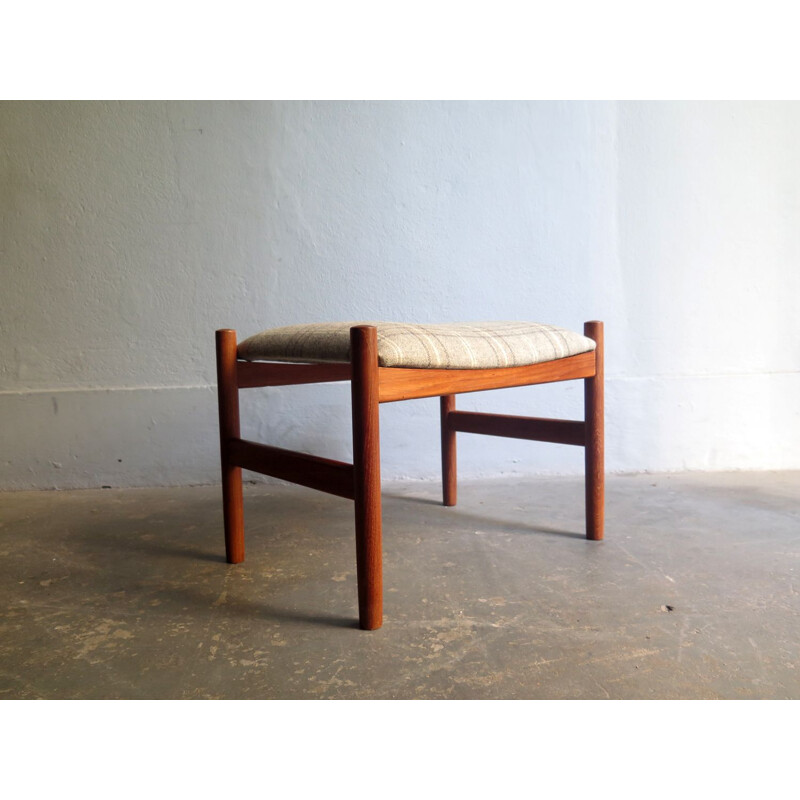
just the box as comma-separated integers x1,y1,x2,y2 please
440,394,457,506
216,329,245,563
584,321,604,540
350,326,383,630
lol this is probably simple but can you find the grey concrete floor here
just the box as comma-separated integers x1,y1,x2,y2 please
1,471,799,699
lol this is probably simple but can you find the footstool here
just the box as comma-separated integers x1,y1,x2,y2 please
215,321,604,630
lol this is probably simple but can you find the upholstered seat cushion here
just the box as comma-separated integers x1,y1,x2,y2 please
238,321,595,370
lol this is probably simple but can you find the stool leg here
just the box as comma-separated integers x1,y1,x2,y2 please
350,326,383,630
584,321,604,540
440,394,457,506
216,329,245,563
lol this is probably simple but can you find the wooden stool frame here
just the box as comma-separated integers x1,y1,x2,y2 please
216,321,604,630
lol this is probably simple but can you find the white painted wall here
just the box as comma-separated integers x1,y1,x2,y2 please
1,101,798,489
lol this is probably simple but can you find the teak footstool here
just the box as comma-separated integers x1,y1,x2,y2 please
215,321,604,630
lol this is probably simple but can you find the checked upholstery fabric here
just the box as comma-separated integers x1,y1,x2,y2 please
237,321,596,370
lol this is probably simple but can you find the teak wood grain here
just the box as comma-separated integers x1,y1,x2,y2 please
350,326,383,630
448,411,586,446
377,350,596,403
237,361,351,389
440,395,457,506
584,321,604,540
229,438,355,500
215,329,245,564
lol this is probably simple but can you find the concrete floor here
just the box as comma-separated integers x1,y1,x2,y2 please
1,471,799,699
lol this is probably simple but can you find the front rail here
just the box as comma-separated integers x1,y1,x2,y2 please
376,351,596,402
234,350,597,400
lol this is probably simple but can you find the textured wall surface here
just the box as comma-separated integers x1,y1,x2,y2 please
1,101,798,489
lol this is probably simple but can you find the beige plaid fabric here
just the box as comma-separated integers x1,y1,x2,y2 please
237,322,595,370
